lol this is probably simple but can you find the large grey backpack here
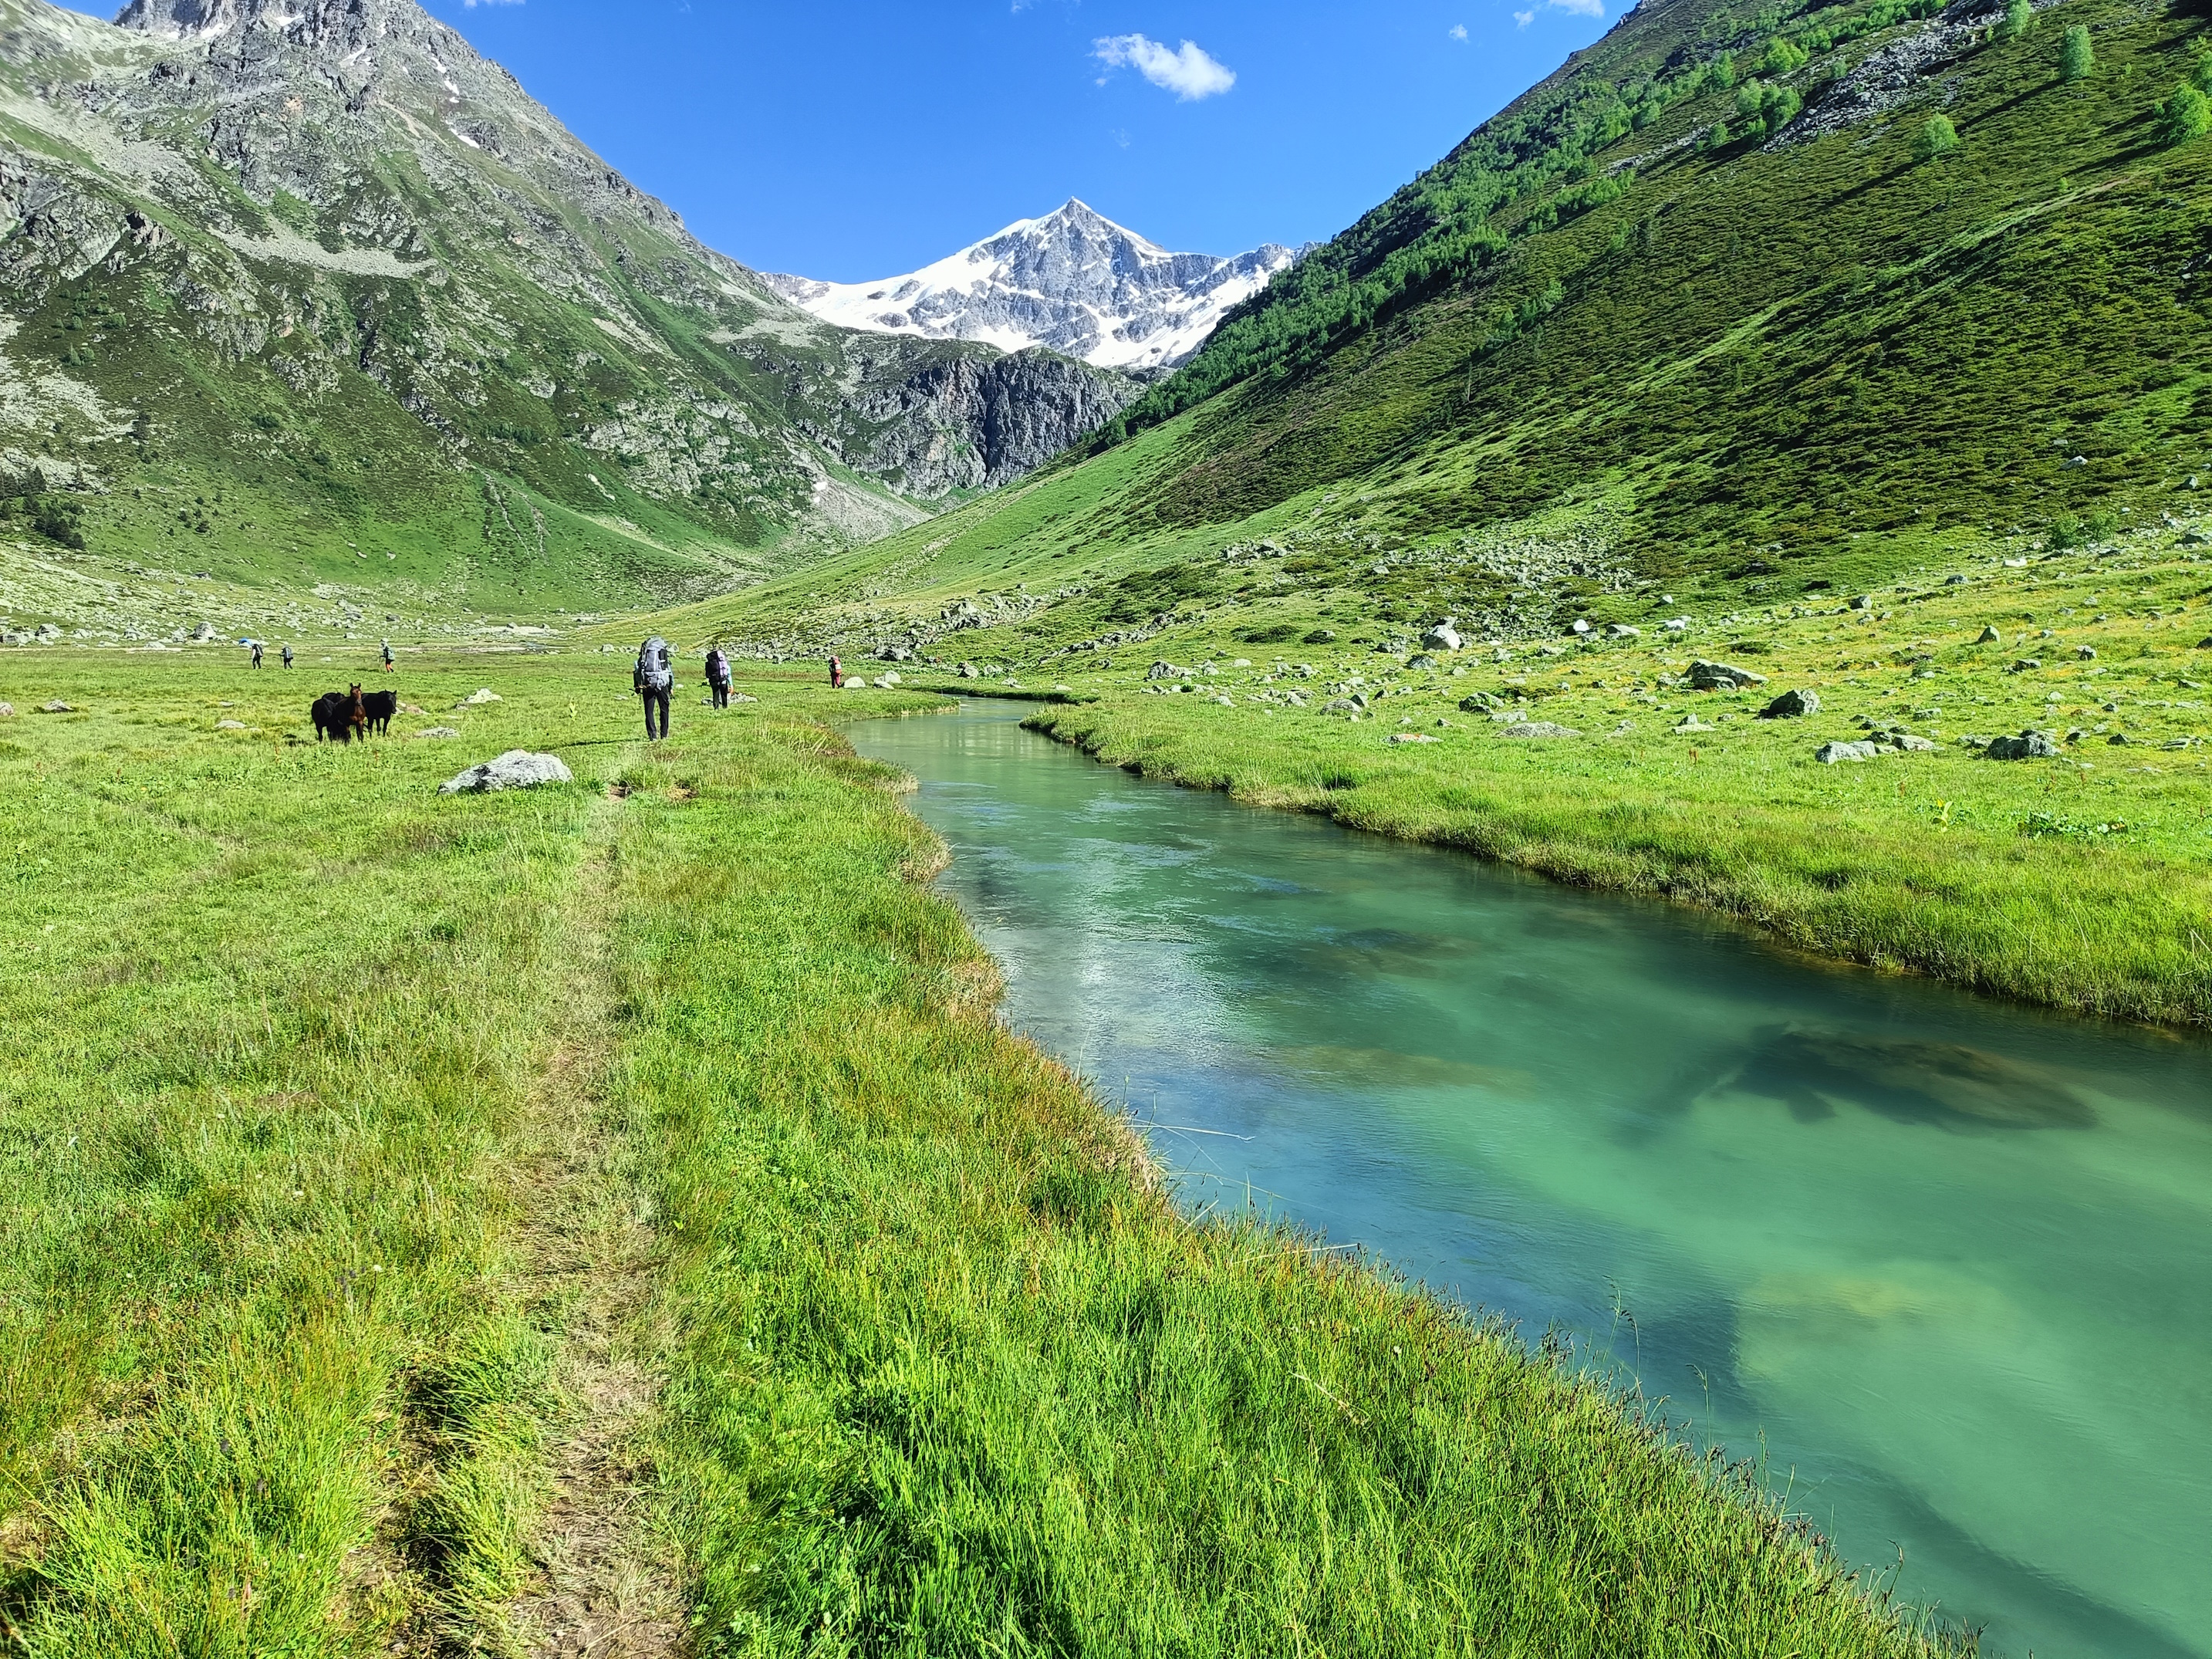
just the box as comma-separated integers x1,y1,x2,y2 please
639,637,674,691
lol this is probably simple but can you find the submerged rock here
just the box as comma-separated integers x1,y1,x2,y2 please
1723,1027,2093,1130
437,751,573,796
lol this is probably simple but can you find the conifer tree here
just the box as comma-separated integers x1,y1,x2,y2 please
2061,24,2094,81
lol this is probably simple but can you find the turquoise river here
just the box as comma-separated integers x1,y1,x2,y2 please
852,707,2212,1659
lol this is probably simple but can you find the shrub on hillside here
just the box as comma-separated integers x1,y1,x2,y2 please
2061,24,2095,81
1997,0,2034,42
2157,83,2212,146
1913,114,1962,161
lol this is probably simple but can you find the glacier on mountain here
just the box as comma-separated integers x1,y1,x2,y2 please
765,199,1299,373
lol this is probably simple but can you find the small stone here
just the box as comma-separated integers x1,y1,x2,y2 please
2007,659,2043,674
1407,654,1438,671
1501,721,1581,738
1388,732,1438,744
1945,574,1969,586
38,700,73,714
1420,623,1461,651
1889,734,1939,752
437,751,573,795
2077,646,2097,661
1816,740,1882,764
1606,623,1641,639
215,719,248,731
456,688,501,707
1144,661,1180,681
957,662,980,678
1571,619,1592,636
1757,688,1821,719
1850,596,1873,611
1458,691,1501,712
1977,626,2003,644
731,694,758,704
0,702,11,718
2195,637,2212,650
416,726,462,739
2106,732,2130,745
1673,717,1714,734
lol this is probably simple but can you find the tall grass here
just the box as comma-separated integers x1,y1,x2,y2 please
610,711,1960,1655
0,659,612,1654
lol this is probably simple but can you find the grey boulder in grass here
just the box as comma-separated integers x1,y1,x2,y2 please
1758,688,1821,718
1690,661,1769,691
438,751,574,796
1502,721,1582,738
1984,731,2062,761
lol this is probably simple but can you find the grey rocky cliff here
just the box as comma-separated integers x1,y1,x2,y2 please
0,0,1130,583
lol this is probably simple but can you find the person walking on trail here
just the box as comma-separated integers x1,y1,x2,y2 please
829,654,844,689
380,639,395,673
635,635,674,741
704,645,731,709
280,643,293,670
250,640,263,670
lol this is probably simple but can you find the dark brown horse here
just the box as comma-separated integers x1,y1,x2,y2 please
312,686,369,743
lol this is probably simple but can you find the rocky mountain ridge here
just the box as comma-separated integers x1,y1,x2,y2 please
0,0,1136,623
767,199,1304,373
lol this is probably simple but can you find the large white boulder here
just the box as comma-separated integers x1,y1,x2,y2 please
438,751,573,796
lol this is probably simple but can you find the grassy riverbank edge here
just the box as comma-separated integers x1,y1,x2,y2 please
1011,695,2212,1030
611,700,1967,1655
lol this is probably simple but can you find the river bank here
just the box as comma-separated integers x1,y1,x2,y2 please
0,650,1956,1654
1003,551,2212,1026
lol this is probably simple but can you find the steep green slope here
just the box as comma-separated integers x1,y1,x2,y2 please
677,0,2212,660
0,0,1135,643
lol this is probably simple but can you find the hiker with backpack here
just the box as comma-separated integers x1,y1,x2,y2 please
635,636,674,740
829,654,844,689
704,645,731,709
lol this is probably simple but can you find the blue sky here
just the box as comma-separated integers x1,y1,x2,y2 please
78,1,1614,279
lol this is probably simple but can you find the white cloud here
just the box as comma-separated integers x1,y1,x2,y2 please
1548,0,1606,15
1513,8,1535,22
1449,22,1468,39
1092,34,1237,100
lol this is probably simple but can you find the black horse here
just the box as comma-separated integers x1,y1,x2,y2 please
360,690,397,736
310,686,368,744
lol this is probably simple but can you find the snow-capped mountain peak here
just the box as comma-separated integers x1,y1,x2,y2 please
765,199,1299,373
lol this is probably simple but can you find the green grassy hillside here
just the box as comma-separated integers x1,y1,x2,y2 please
676,0,2212,659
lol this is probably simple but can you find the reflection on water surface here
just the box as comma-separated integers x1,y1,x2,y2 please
853,708,2212,1659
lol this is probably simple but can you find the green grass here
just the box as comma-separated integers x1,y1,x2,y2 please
0,649,1963,1653
952,542,2210,1028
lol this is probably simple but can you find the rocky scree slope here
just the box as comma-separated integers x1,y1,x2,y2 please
767,198,1304,375
0,0,1136,635
699,0,2212,663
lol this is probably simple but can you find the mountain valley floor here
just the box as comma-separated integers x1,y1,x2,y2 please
0,649,1970,1654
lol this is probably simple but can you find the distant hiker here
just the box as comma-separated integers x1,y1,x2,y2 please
829,654,844,689
705,645,731,709
635,636,674,741
250,640,263,669
380,639,395,673
280,644,294,669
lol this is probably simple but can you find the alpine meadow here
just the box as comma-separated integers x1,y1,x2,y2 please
2,0,2208,1654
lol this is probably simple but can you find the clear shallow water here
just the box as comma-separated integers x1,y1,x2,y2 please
851,708,2212,1659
